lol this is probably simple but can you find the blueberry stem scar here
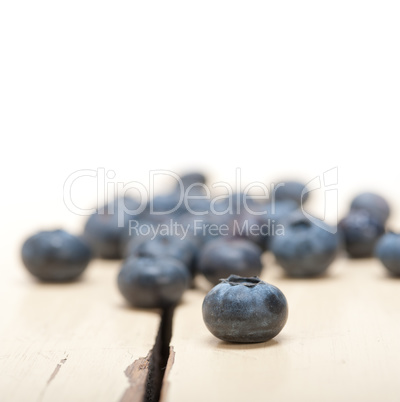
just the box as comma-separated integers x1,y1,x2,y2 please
221,275,263,287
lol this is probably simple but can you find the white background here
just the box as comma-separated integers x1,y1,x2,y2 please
1,1,400,241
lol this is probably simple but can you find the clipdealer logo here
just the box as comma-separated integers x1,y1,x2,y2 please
63,167,338,234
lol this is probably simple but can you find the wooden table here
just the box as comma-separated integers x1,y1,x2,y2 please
1,248,399,402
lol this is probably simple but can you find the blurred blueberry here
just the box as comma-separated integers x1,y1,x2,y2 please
176,171,207,190
177,213,222,245
263,199,299,223
257,200,299,249
182,185,211,215
375,231,400,275
148,192,185,216
226,200,298,250
350,192,390,223
21,229,91,282
83,196,141,259
272,180,309,205
198,238,263,285
226,210,268,250
270,213,340,277
127,234,198,278
339,210,385,258
117,256,190,308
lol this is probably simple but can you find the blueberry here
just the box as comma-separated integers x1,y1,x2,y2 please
176,213,223,245
21,229,91,282
272,180,309,205
339,210,385,258
216,193,258,214
198,238,263,285
375,232,400,275
127,234,198,278
226,210,268,250
83,196,140,259
182,186,211,215
350,192,390,223
148,192,185,216
230,192,258,210
262,199,299,224
146,187,210,219
117,256,190,308
270,214,339,277
176,171,207,190
202,275,288,343
215,197,267,248
252,199,299,250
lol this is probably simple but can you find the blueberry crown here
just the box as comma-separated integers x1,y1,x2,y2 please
221,275,264,288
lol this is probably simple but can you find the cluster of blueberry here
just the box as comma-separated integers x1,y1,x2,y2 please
20,172,398,343
339,192,400,275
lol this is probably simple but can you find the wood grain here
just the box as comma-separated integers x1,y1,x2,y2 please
0,259,160,402
167,255,400,402
120,352,151,402
2,221,400,401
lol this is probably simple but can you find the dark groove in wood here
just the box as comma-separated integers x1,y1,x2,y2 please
144,306,175,402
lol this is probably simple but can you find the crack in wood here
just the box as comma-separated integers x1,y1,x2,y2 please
121,306,175,402
159,346,175,402
120,352,152,402
37,354,68,402
47,355,68,385
144,306,175,402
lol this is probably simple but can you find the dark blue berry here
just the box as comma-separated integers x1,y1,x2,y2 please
202,275,288,343
177,171,207,189
176,213,222,246
21,229,91,282
253,199,299,250
270,214,339,277
83,197,141,259
127,234,198,278
198,238,263,285
339,210,385,258
350,192,390,223
226,210,268,250
262,199,299,223
375,232,400,275
272,180,309,205
181,185,211,215
148,192,185,216
117,256,190,308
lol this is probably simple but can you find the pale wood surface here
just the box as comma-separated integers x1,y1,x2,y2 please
168,255,400,402
0,259,160,402
2,236,400,401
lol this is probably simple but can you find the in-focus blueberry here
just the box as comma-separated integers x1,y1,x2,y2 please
202,275,288,343
21,229,91,282
117,256,190,308
270,213,340,277
198,238,263,285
